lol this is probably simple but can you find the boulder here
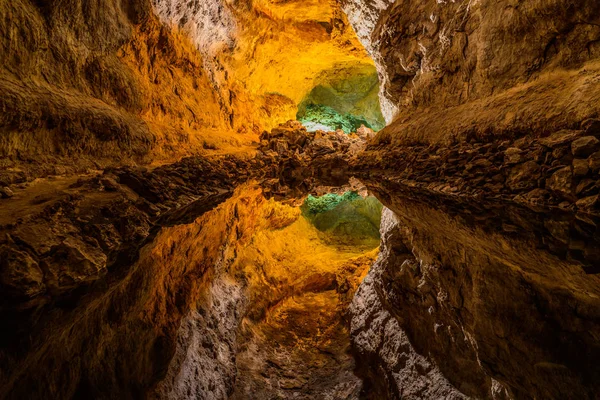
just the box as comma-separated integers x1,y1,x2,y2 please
0,245,45,298
507,161,541,191
546,167,573,199
571,136,600,157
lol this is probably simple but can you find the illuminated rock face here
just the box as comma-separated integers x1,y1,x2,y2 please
0,0,381,177
342,0,600,144
297,65,385,132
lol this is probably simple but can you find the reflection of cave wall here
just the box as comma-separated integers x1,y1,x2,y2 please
297,65,385,132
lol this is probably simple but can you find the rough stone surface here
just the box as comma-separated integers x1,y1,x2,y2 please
350,188,600,399
571,136,600,157
350,209,470,400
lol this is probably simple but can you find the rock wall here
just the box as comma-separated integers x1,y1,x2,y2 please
351,194,600,399
350,209,470,400
0,0,377,179
340,2,600,398
343,0,600,143
0,0,237,174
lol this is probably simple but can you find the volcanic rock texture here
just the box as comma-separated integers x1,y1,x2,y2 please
2,0,600,399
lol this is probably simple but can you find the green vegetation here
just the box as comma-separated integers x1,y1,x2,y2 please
298,104,374,133
302,192,361,215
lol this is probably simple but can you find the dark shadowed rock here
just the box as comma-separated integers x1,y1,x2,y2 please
507,161,541,191
546,167,573,199
0,187,14,199
0,246,45,298
571,136,600,157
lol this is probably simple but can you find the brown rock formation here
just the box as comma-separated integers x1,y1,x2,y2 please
2,0,600,399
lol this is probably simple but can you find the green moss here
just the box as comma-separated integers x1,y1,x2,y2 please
298,104,373,133
302,192,361,215
296,66,386,132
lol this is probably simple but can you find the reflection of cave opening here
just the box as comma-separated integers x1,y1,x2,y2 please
228,186,383,397
301,191,382,250
296,65,386,133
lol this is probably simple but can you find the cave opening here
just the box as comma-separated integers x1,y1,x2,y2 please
295,65,386,133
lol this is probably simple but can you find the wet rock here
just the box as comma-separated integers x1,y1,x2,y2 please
573,159,589,177
546,167,573,199
0,245,45,298
571,136,600,157
507,161,541,191
504,147,523,164
0,186,14,198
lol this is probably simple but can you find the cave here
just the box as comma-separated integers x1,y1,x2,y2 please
2,0,600,399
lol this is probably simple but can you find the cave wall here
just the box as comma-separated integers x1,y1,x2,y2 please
342,0,600,144
0,0,375,179
351,199,600,399
341,1,600,399
0,175,378,399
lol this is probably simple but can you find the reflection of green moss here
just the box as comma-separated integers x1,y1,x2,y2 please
301,192,383,249
298,104,373,133
303,192,361,215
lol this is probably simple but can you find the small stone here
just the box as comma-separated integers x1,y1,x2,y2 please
571,136,600,157
576,179,598,196
504,147,523,164
546,166,573,199
507,161,541,191
581,118,600,137
588,151,600,172
0,186,14,198
573,159,589,177
576,195,600,212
